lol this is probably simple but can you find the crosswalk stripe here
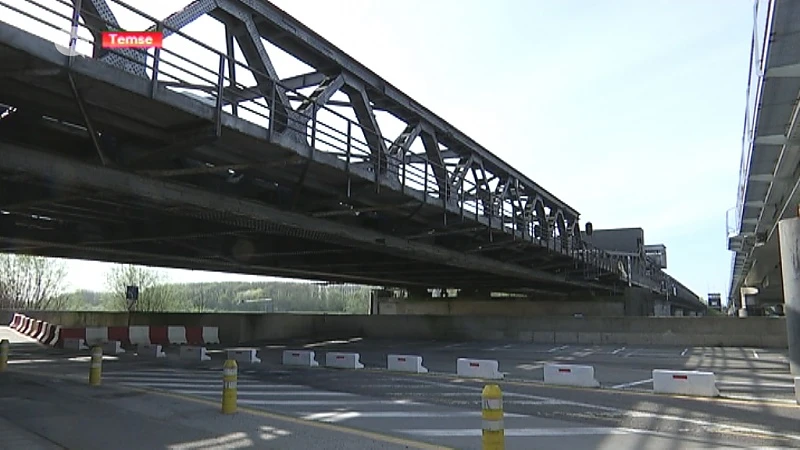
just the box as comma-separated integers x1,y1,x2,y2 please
170,390,355,397
103,377,298,388
398,427,632,437
239,399,422,406
298,411,526,419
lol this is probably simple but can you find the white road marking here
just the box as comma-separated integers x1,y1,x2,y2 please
239,399,422,406
299,411,527,419
680,348,689,356
397,427,638,437
172,390,355,397
753,350,760,359
719,394,799,405
611,378,653,389
716,381,795,389
547,345,569,353
574,351,593,357
611,347,626,355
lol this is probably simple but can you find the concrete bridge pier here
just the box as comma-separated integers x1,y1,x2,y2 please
777,217,800,375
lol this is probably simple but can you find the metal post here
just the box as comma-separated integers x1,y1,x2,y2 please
214,54,225,138
0,339,8,372
65,0,82,67
346,121,352,197
310,104,317,148
268,84,276,141
481,384,504,449
627,255,632,287
89,345,102,386
150,22,162,98
778,217,800,375
222,359,238,414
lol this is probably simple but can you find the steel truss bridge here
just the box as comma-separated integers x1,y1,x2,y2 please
728,0,800,308
0,0,702,309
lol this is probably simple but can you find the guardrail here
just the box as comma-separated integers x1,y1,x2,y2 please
733,0,774,235
0,0,698,301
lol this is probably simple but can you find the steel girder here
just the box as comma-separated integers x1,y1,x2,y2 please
0,142,604,290
69,0,583,247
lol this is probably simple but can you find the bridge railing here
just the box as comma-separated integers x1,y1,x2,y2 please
0,0,693,297
734,0,774,236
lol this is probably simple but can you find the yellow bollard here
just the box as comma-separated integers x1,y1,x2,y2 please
88,345,102,386
221,359,238,414
0,339,9,372
482,384,504,450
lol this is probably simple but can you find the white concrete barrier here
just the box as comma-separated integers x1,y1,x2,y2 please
102,340,125,355
168,326,187,345
456,358,503,379
227,348,261,364
325,352,364,369
63,338,88,351
387,354,428,373
85,327,109,345
543,364,599,388
282,350,319,367
129,326,151,346
202,327,220,344
795,377,799,405
652,369,719,397
137,344,166,358
179,345,211,361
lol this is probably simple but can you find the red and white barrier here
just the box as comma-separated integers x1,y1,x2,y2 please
387,354,428,373
282,350,319,367
21,317,34,335
57,325,220,347
652,369,719,397
180,346,210,361
456,358,503,379
40,324,60,346
6,314,60,347
544,364,599,388
227,348,261,363
9,313,23,329
325,352,364,369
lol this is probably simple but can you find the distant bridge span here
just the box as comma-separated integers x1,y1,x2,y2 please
0,0,701,308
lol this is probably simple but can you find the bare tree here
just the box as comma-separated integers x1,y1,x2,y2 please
0,254,68,310
105,264,183,312
194,282,210,312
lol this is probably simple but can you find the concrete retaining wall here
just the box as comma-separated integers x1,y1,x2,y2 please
0,310,787,348
376,299,625,316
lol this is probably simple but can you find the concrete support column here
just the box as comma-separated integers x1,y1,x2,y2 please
777,217,800,375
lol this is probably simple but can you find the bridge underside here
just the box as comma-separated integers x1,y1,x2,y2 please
0,40,615,294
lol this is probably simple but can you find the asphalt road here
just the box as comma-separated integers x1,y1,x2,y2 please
247,337,796,403
3,328,799,450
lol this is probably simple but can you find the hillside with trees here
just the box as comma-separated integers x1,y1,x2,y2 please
1,254,372,314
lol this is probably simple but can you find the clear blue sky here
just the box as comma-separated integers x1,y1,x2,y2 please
4,1,753,298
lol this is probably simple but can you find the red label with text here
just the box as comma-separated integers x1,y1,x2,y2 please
101,32,163,49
